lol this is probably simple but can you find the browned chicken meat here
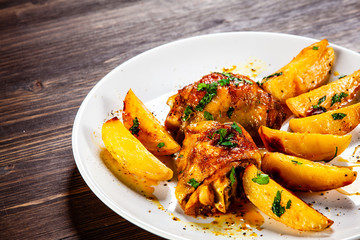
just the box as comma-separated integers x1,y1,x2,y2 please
165,72,286,142
175,121,261,216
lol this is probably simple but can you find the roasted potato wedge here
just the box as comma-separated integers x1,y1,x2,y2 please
102,117,173,181
286,69,360,117
243,164,333,231
123,89,181,155
261,152,357,191
289,102,360,135
258,126,351,161
261,39,334,103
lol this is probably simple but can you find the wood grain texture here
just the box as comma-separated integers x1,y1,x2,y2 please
1,0,360,239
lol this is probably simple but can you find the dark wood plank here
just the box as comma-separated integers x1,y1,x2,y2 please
1,0,360,239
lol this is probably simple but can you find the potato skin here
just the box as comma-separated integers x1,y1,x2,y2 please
123,89,181,155
289,103,360,135
262,39,334,103
102,117,173,181
243,164,333,231
261,152,357,191
258,126,351,161
286,69,360,117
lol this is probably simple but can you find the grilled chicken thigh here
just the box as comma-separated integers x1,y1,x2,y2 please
175,121,261,216
165,72,286,142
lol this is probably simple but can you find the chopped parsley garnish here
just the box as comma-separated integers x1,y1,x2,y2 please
182,106,194,122
197,83,209,91
219,141,237,147
332,146,338,159
178,154,184,158
286,200,292,209
221,72,232,78
263,72,283,81
195,82,218,111
291,160,303,165
312,95,327,111
204,111,214,120
129,117,140,136
220,72,253,85
260,72,283,86
157,142,165,148
213,128,237,147
338,75,347,79
252,172,269,185
331,92,348,106
229,167,236,186
312,46,319,50
231,122,242,135
218,78,230,86
214,128,227,140
272,190,285,217
188,178,200,189
227,106,235,118
332,113,347,120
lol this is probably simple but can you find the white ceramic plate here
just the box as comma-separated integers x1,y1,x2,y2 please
72,32,360,240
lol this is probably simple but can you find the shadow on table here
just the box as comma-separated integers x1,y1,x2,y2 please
67,166,162,240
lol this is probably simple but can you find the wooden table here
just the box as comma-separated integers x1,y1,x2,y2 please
1,0,360,239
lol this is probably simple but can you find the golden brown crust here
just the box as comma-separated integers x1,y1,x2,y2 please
175,121,261,216
165,72,286,143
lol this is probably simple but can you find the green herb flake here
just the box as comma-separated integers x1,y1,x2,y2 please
252,172,269,185
286,200,292,209
197,83,208,91
214,128,227,141
332,146,338,159
182,106,194,122
219,141,237,147
252,173,269,185
235,77,253,85
195,82,218,111
312,95,326,110
331,92,348,106
332,113,347,120
218,78,230,86
213,128,237,148
204,111,214,120
227,107,235,118
221,72,233,78
229,167,236,186
291,160,303,165
178,154,184,158
231,122,242,135
220,72,253,85
272,190,286,217
338,75,347,79
157,142,165,148
129,117,140,136
188,178,200,189
263,72,283,80
260,72,283,86
312,46,319,50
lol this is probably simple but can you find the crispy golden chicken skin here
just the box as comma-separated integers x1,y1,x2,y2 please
175,121,261,216
165,72,286,142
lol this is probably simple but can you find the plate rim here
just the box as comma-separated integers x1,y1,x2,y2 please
72,31,360,240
